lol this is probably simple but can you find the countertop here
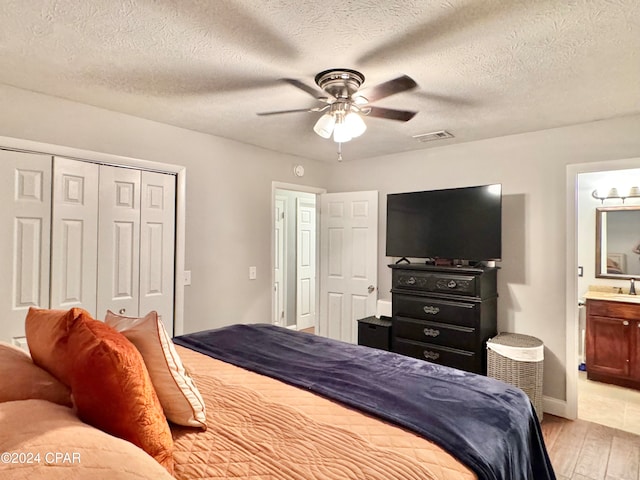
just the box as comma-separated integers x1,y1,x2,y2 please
583,291,640,304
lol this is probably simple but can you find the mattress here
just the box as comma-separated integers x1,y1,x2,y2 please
172,345,475,480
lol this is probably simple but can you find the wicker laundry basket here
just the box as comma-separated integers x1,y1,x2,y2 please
487,333,544,421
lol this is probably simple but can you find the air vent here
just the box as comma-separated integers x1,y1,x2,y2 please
412,130,454,142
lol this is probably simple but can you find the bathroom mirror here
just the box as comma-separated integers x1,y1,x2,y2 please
596,206,640,279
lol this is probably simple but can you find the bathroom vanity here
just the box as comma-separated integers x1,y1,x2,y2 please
584,292,640,390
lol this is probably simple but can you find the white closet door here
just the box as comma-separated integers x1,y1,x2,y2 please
0,150,51,344
50,157,99,315
96,165,141,320
139,171,176,336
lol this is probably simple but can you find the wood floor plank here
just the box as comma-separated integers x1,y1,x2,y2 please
542,416,640,480
542,415,567,451
605,435,640,480
545,417,589,478
574,423,614,479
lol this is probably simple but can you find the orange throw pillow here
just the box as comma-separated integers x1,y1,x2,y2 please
25,307,87,385
67,312,174,473
0,342,71,406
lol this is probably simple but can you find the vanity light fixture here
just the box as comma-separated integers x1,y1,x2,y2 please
592,186,640,203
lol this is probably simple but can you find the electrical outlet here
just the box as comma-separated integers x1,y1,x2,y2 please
249,266,257,280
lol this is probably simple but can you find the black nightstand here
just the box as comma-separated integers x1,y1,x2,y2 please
357,316,392,351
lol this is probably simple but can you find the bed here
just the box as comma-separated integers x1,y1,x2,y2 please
0,308,556,480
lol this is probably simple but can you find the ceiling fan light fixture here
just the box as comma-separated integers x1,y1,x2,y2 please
344,111,367,138
313,113,335,139
332,119,353,143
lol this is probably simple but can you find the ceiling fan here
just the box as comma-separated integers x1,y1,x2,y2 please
257,69,418,147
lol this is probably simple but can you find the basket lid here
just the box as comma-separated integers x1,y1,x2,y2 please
487,333,544,361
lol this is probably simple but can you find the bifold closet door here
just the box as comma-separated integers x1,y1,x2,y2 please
96,165,141,320
50,157,99,314
139,171,176,336
0,150,52,345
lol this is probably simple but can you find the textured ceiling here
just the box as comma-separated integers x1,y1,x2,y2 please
0,0,638,162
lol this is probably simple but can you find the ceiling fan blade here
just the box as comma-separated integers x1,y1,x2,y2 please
365,106,417,122
358,75,418,103
257,107,324,116
282,78,334,102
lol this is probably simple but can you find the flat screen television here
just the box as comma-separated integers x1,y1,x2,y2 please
386,184,502,262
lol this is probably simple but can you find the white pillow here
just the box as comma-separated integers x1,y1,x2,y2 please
105,310,207,429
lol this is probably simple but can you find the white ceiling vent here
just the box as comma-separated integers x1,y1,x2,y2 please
412,130,454,142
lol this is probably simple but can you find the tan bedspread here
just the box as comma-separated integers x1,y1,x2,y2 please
173,345,475,480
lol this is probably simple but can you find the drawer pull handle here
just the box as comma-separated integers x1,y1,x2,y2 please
423,328,441,337
447,280,457,288
407,277,416,285
623,320,630,326
423,351,440,361
423,306,440,315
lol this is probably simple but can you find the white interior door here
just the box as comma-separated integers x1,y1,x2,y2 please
296,197,316,330
50,157,99,315
0,150,52,345
274,195,287,327
319,191,378,343
139,171,176,336
96,165,141,320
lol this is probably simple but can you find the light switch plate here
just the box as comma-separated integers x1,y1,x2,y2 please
249,266,257,280
184,270,192,285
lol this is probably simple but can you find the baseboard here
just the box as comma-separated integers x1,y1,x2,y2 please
543,396,568,418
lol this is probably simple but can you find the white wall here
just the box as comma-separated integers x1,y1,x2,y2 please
5,82,640,404
327,114,640,402
0,84,332,334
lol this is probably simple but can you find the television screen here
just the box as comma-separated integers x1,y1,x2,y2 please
385,184,502,261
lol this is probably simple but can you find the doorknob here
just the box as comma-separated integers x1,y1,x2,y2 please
367,285,375,294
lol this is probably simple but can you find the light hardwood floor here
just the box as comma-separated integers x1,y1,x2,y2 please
542,414,640,480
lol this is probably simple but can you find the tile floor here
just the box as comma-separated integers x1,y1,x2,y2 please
578,371,640,435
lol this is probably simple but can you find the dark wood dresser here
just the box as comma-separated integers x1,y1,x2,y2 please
389,264,498,374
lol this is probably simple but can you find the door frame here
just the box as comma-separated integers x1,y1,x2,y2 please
271,182,326,329
565,155,640,420
0,135,187,335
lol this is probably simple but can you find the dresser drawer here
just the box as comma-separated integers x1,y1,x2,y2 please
393,270,478,296
393,338,480,373
392,294,478,328
393,316,477,350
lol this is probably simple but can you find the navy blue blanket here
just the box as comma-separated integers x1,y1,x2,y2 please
174,324,555,480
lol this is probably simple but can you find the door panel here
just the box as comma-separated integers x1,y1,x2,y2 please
586,315,630,377
97,165,141,319
139,171,176,336
320,191,378,343
51,158,99,314
0,150,52,344
296,197,316,330
274,196,287,326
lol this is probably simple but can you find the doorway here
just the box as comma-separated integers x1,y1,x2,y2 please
271,183,380,343
567,159,640,434
272,184,323,332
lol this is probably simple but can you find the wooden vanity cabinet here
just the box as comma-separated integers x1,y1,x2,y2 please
585,299,640,389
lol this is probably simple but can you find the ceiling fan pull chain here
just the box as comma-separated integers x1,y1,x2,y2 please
337,142,343,162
